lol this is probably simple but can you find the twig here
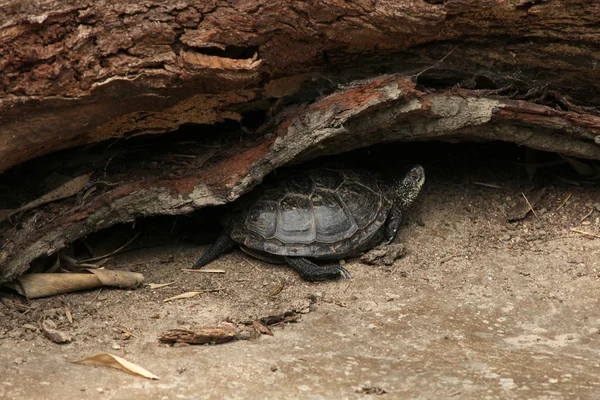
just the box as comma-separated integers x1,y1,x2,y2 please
241,257,261,271
413,46,459,81
171,153,197,159
521,193,538,218
571,228,600,239
343,281,353,295
472,182,508,189
181,269,226,274
78,231,143,263
197,287,226,293
170,216,178,235
579,208,594,224
556,193,572,211
88,288,103,305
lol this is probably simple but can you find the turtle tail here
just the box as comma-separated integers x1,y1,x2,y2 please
191,233,237,269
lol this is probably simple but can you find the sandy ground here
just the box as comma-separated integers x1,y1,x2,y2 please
2,144,600,399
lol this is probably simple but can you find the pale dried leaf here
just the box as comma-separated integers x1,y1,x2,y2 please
88,269,145,288
73,353,158,380
0,174,90,222
148,282,175,289
252,321,273,336
65,306,73,324
164,291,203,302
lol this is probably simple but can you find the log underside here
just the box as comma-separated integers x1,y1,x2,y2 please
2,0,600,282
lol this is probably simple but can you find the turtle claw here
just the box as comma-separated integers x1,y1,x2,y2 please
336,265,352,280
284,256,351,281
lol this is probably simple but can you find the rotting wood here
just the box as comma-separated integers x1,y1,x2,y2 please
3,1,600,173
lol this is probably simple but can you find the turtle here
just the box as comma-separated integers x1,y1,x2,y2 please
191,165,425,281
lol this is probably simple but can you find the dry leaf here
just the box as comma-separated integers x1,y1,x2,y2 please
148,282,175,289
559,155,595,176
65,306,73,324
88,269,144,288
73,354,158,380
13,270,144,299
269,280,285,296
164,291,203,302
252,321,273,336
0,174,90,222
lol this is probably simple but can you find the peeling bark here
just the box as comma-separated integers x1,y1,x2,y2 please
3,1,600,172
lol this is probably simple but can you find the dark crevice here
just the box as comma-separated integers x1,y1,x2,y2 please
516,1,537,11
30,140,593,271
187,45,259,60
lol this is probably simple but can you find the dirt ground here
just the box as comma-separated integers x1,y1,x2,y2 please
2,143,600,399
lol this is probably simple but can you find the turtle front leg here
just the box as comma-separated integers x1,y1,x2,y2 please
384,207,403,244
284,257,352,281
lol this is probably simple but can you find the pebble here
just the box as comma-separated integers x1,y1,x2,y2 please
13,357,24,365
22,324,38,331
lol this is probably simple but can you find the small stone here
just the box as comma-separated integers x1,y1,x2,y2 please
111,343,121,350
567,334,575,340
22,324,38,331
41,320,71,344
582,221,592,226
43,319,57,329
310,292,323,302
270,365,278,372
235,328,259,341
13,357,24,365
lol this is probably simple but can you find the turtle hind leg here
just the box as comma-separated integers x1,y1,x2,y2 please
284,257,352,282
191,233,237,269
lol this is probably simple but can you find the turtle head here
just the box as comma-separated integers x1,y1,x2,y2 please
392,165,425,210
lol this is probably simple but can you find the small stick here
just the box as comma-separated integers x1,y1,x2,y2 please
171,153,197,159
78,231,143,263
521,193,538,218
556,193,572,211
571,228,600,239
413,46,459,80
88,288,103,305
181,269,226,274
579,208,594,224
472,182,508,189
241,257,261,271
343,281,353,295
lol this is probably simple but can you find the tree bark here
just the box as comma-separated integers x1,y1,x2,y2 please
2,0,600,281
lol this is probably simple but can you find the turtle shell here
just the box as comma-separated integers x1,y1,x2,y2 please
223,168,393,259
